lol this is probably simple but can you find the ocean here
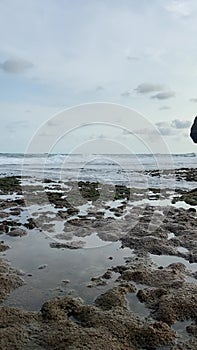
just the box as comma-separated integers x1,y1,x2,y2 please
0,152,197,189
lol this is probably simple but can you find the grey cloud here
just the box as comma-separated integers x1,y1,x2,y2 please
6,120,29,133
155,118,190,136
123,126,175,138
155,121,169,128
171,119,191,129
157,126,175,136
96,85,104,92
122,128,152,136
122,129,132,135
151,91,175,100
131,128,158,136
0,58,34,74
37,132,52,137
190,98,197,103
134,83,165,94
159,106,171,110
121,91,131,97
46,120,58,127
126,56,139,61
98,133,105,139
155,122,175,136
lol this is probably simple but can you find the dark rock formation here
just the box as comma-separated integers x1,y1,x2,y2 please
190,116,197,143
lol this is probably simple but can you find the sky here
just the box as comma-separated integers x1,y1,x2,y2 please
0,0,197,154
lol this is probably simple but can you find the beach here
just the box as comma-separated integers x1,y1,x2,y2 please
0,153,197,349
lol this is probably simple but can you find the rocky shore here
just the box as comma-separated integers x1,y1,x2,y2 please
0,171,197,349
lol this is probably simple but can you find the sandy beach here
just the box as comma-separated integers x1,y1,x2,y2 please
0,168,197,350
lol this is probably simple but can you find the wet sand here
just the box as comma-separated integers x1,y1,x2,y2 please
0,172,197,349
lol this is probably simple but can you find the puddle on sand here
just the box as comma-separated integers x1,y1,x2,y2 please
0,193,23,201
150,254,197,273
2,230,134,311
172,320,191,339
63,232,112,248
126,293,150,318
186,276,197,284
177,246,189,254
130,197,197,211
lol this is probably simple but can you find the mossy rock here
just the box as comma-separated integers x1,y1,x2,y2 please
0,176,21,194
78,181,100,201
172,188,197,206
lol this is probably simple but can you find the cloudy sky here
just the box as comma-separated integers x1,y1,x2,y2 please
0,0,197,153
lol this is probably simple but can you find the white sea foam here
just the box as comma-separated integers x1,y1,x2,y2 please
0,153,196,189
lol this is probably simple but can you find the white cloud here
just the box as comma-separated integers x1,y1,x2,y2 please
164,0,193,18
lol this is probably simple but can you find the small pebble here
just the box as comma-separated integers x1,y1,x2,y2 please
38,264,48,270
62,279,70,285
